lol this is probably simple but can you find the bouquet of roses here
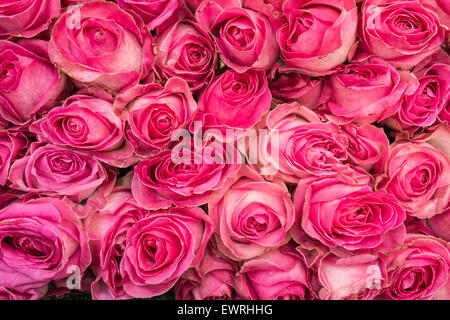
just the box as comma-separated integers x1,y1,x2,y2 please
0,0,449,300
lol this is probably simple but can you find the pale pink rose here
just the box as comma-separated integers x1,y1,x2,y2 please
0,0,60,38
380,234,450,300
208,166,295,261
49,2,154,93
196,1,279,72
268,63,326,109
427,203,450,241
326,57,413,124
175,244,239,300
376,141,450,219
155,18,217,93
86,191,213,299
0,40,71,126
277,0,358,76
131,141,241,210
0,130,28,186
0,197,91,293
235,243,312,300
8,143,115,203
122,78,197,157
117,0,181,30
256,102,354,183
360,0,445,70
317,253,383,300
30,95,133,167
292,174,406,252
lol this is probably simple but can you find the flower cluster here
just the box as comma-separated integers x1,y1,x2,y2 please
0,0,449,300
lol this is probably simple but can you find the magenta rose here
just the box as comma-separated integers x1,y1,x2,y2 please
0,197,91,294
0,40,71,126
326,57,413,124
86,190,214,299
317,253,383,300
131,140,240,210
208,166,295,261
0,130,28,186
31,94,133,167
117,0,181,30
197,1,279,72
292,174,406,252
235,243,312,300
277,0,358,76
175,244,239,300
268,63,326,109
380,234,450,300
360,0,445,70
122,78,197,157
0,0,60,38
0,284,47,300
9,143,115,203
155,18,217,93
49,2,154,93
376,141,450,219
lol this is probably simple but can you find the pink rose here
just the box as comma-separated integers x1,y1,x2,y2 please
317,253,383,300
0,284,47,300
208,166,295,261
256,102,354,183
117,0,181,30
243,0,285,29
268,63,326,109
175,244,239,300
155,18,217,93
30,94,133,167
427,203,450,241
235,244,312,300
326,57,412,124
197,2,279,72
0,130,28,186
9,143,115,203
0,40,70,126
123,78,197,157
292,174,406,252
380,233,450,300
131,141,240,210
86,190,213,299
376,141,450,219
0,0,60,38
49,2,154,93
0,197,91,293
277,0,358,76
360,0,445,70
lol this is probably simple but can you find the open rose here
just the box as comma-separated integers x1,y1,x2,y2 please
49,2,154,93
155,18,217,93
30,95,133,167
376,141,450,219
0,0,60,38
380,234,450,300
235,243,312,300
8,143,115,203
86,190,213,299
131,141,241,210
0,40,70,126
0,197,91,294
277,0,358,76
360,0,445,70
292,174,406,252
326,57,412,124
208,166,295,261
0,130,28,186
197,2,278,72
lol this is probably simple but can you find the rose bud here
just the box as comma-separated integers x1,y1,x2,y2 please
208,166,295,261
235,243,312,300
360,0,445,70
277,0,358,76
49,2,154,93
0,40,71,126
